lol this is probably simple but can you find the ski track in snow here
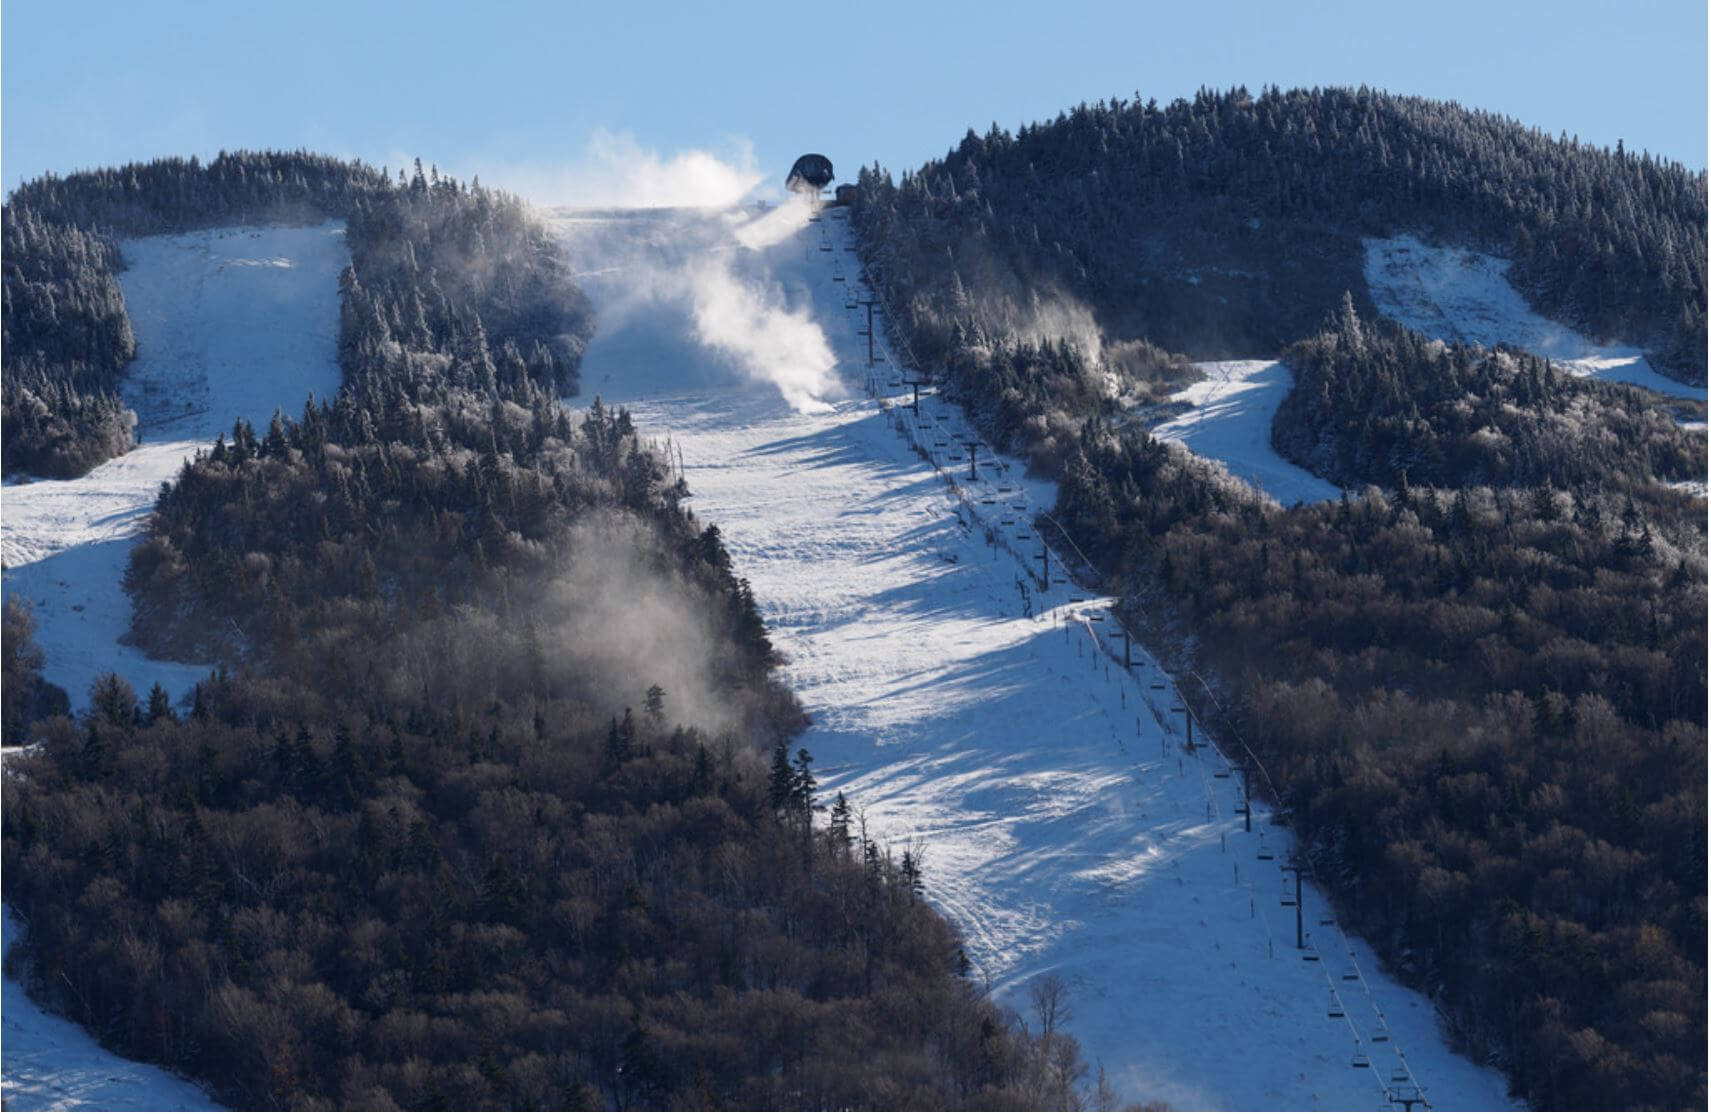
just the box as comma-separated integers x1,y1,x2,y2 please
2,222,345,1112
554,203,1519,1111
1364,234,1706,402
1151,360,1342,506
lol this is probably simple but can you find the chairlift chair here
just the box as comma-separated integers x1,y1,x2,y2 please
1327,991,1345,1019
1280,877,1297,907
1352,1044,1370,1069
1342,961,1360,981
1370,1020,1390,1044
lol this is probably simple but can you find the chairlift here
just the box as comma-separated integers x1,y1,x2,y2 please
1280,877,1297,907
1327,991,1345,1019
1018,533,1033,540
833,273,846,282
1370,1020,1390,1044
1319,912,1336,927
1390,1065,1410,1085
1342,962,1360,982
1150,682,1166,691
1301,934,1320,961
1256,835,1275,861
1352,1044,1370,1070
1214,761,1231,779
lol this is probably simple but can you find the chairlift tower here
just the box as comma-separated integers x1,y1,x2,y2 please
1282,856,1307,950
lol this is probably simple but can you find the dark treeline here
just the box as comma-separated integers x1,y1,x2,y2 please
1055,434,1705,1109
855,84,1706,381
853,86,1708,1110
3,598,70,745
1275,297,1705,491
2,208,137,476
4,160,1095,1110
3,151,394,477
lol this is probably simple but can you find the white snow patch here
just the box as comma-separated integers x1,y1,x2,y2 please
2,907,221,1111
553,206,1518,1111
1151,360,1342,506
2,223,341,1110
2,222,346,713
1364,234,1705,402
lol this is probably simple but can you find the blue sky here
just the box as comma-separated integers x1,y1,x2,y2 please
4,0,1706,201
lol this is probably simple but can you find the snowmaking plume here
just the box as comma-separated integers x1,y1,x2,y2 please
476,129,767,209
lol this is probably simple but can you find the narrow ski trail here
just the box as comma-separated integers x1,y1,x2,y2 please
554,201,1518,1112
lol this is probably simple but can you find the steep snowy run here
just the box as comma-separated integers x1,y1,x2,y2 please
1,222,346,1112
1365,234,1707,402
553,201,1517,1111
2,222,347,711
1149,360,1341,506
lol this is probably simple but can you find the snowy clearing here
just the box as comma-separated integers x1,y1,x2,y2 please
553,202,1517,1111
1364,234,1706,401
2,222,343,1112
1149,360,1342,506
2,222,346,714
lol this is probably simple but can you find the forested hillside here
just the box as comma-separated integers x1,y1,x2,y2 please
3,160,1085,1109
853,86,1708,1111
1275,297,1705,491
856,85,1706,384
2,152,395,477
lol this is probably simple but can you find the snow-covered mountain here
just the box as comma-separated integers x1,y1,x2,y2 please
550,200,1517,1111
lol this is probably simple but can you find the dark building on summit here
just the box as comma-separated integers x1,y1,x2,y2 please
786,153,835,195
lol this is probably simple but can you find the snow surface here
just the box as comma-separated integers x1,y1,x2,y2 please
2,222,343,1112
1364,234,1706,401
2,222,347,714
1150,360,1342,506
2,909,214,1111
553,202,1518,1111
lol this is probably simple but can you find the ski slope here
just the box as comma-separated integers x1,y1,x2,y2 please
1365,234,1706,401
2,222,344,1112
2,222,347,713
1150,361,1342,506
553,202,1517,1111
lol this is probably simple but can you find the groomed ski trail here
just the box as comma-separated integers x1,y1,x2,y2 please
553,201,1519,1112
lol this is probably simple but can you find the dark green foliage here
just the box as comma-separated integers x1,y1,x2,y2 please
1275,302,1706,490
855,85,1708,1111
854,85,1705,388
2,159,1091,1110
1,209,136,476
1056,435,1706,1109
2,597,70,744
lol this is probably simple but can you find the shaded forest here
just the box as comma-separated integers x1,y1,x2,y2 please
853,85,1708,1111
1275,297,1705,491
3,159,1099,1109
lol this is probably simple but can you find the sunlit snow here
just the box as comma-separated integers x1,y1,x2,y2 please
554,202,1519,1111
2,222,345,1112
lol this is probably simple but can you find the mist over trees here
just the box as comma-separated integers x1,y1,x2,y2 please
3,157,1099,1109
852,84,1708,1110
